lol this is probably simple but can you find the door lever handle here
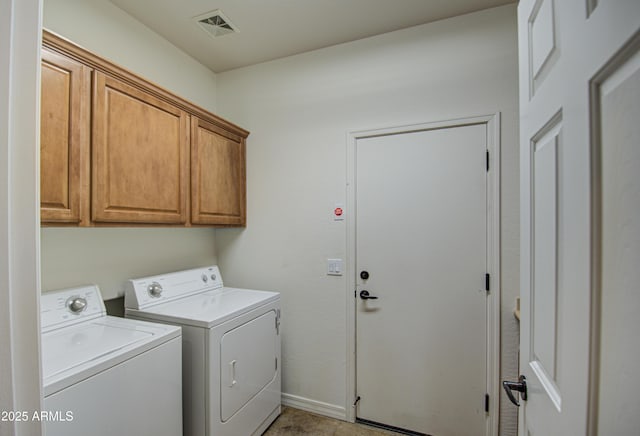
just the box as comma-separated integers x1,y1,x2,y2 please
360,290,378,300
502,375,527,407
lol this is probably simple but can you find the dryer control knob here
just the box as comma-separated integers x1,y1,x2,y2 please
148,282,163,298
66,296,87,314
201,274,208,283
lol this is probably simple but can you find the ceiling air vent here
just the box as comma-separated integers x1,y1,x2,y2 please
193,10,238,38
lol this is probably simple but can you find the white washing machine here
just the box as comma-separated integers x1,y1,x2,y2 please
40,285,182,436
124,265,281,436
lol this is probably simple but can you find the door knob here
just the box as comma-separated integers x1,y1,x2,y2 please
502,375,527,407
359,290,378,300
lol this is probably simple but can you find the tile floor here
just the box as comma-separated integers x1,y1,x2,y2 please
263,407,403,436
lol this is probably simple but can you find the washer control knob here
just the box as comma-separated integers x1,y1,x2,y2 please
147,282,163,298
66,296,87,314
201,274,208,283
211,274,217,281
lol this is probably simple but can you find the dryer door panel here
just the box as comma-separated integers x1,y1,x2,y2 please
220,310,277,421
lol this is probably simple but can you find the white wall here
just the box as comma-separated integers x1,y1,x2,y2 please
215,4,519,433
41,0,219,301
0,0,43,433
41,228,217,300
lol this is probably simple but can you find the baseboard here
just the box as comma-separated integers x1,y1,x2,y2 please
281,393,347,421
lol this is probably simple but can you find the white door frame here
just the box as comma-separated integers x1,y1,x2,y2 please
0,0,43,435
345,114,501,436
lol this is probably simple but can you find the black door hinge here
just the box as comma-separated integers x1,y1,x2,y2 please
486,150,490,172
485,394,490,413
353,396,361,406
485,273,490,292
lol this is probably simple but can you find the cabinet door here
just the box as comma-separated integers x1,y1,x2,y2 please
92,72,189,224
191,117,246,226
40,48,90,224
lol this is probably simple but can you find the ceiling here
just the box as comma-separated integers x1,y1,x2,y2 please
109,0,515,73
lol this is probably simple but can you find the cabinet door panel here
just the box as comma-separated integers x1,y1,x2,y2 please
40,48,89,224
92,72,189,224
191,117,246,226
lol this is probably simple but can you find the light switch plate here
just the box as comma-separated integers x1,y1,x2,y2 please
327,258,343,276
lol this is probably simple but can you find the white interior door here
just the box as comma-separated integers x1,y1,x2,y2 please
355,123,488,436
515,1,640,435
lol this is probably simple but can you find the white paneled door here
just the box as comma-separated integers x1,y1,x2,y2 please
355,123,489,435
515,0,640,435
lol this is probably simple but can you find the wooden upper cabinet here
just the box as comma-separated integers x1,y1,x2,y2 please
40,30,248,227
92,72,190,224
40,48,90,224
191,117,246,226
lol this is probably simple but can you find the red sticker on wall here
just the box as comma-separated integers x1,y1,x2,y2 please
334,207,343,216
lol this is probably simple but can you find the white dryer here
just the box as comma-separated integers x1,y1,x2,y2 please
124,265,281,436
40,285,182,436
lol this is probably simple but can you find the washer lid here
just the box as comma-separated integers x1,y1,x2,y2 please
43,323,150,379
126,288,279,328
42,316,181,396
